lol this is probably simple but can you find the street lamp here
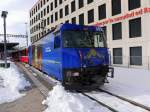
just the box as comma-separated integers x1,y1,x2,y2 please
1,11,8,68
25,22,28,47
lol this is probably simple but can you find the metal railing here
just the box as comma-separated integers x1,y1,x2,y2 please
110,56,150,70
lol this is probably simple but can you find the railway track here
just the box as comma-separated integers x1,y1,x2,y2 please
17,63,150,112
80,92,119,112
98,89,150,112
82,90,150,112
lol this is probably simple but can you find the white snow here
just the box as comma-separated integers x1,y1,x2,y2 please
86,92,148,112
43,67,150,112
42,84,111,112
0,61,30,104
101,67,150,108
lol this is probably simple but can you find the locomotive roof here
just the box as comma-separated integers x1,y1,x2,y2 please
32,23,103,46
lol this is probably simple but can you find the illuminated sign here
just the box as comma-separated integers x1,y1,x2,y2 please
95,7,150,26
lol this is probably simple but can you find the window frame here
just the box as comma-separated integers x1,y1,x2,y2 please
112,22,122,40
130,46,142,65
79,13,84,25
129,17,142,38
88,9,94,24
98,4,106,20
128,0,141,11
113,48,123,64
71,1,76,13
112,0,121,16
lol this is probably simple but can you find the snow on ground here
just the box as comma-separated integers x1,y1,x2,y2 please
101,67,150,107
42,84,111,112
43,67,150,112
0,61,30,104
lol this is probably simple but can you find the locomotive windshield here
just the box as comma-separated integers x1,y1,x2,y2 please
62,30,106,48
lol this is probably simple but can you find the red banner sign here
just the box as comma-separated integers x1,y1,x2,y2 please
95,7,150,26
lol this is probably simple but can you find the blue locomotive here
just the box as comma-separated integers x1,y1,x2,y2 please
28,23,114,88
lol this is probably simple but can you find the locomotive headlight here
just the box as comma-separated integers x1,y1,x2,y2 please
66,71,79,77
73,72,79,77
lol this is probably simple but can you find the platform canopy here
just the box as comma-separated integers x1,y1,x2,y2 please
0,42,19,52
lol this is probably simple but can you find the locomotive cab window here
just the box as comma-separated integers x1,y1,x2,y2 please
54,36,61,49
62,30,105,48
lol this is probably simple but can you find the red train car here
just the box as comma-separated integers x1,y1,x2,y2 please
11,48,28,64
19,48,28,64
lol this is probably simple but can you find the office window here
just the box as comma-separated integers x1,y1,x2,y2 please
36,15,38,21
47,5,49,14
32,19,33,25
44,8,46,16
34,17,35,23
112,0,121,16
30,12,32,17
130,47,142,65
51,2,53,11
87,0,93,4
41,1,43,7
36,6,37,12
51,14,53,23
129,17,141,38
33,9,35,15
65,20,69,23
38,3,40,10
71,17,76,24
41,21,43,29
129,0,141,10
38,13,40,20
112,22,122,40
31,11,33,16
60,9,63,18
98,4,106,20
44,19,46,27
79,13,84,25
79,0,84,9
59,0,62,4
55,12,58,21
47,17,50,25
65,5,69,16
55,0,57,8
39,23,40,29
88,9,94,23
43,0,46,5
41,11,43,18
113,48,123,64
71,1,76,12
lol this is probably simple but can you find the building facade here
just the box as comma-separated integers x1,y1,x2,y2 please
29,0,150,68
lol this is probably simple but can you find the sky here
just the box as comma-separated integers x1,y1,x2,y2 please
0,0,37,46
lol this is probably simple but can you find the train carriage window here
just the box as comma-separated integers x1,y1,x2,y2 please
54,36,61,49
62,31,105,48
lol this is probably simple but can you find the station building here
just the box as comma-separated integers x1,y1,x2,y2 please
29,0,150,68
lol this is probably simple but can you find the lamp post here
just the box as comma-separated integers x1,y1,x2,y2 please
25,22,28,47
1,11,8,68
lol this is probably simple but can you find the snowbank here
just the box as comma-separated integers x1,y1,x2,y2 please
101,67,150,107
43,85,111,112
0,62,30,104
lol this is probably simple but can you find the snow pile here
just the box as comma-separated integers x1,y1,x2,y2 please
101,67,150,107
43,85,111,112
0,63,30,104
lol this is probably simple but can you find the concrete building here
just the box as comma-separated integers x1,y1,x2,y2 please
29,0,150,68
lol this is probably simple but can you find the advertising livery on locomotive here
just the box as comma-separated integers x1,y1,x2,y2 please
28,23,114,88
